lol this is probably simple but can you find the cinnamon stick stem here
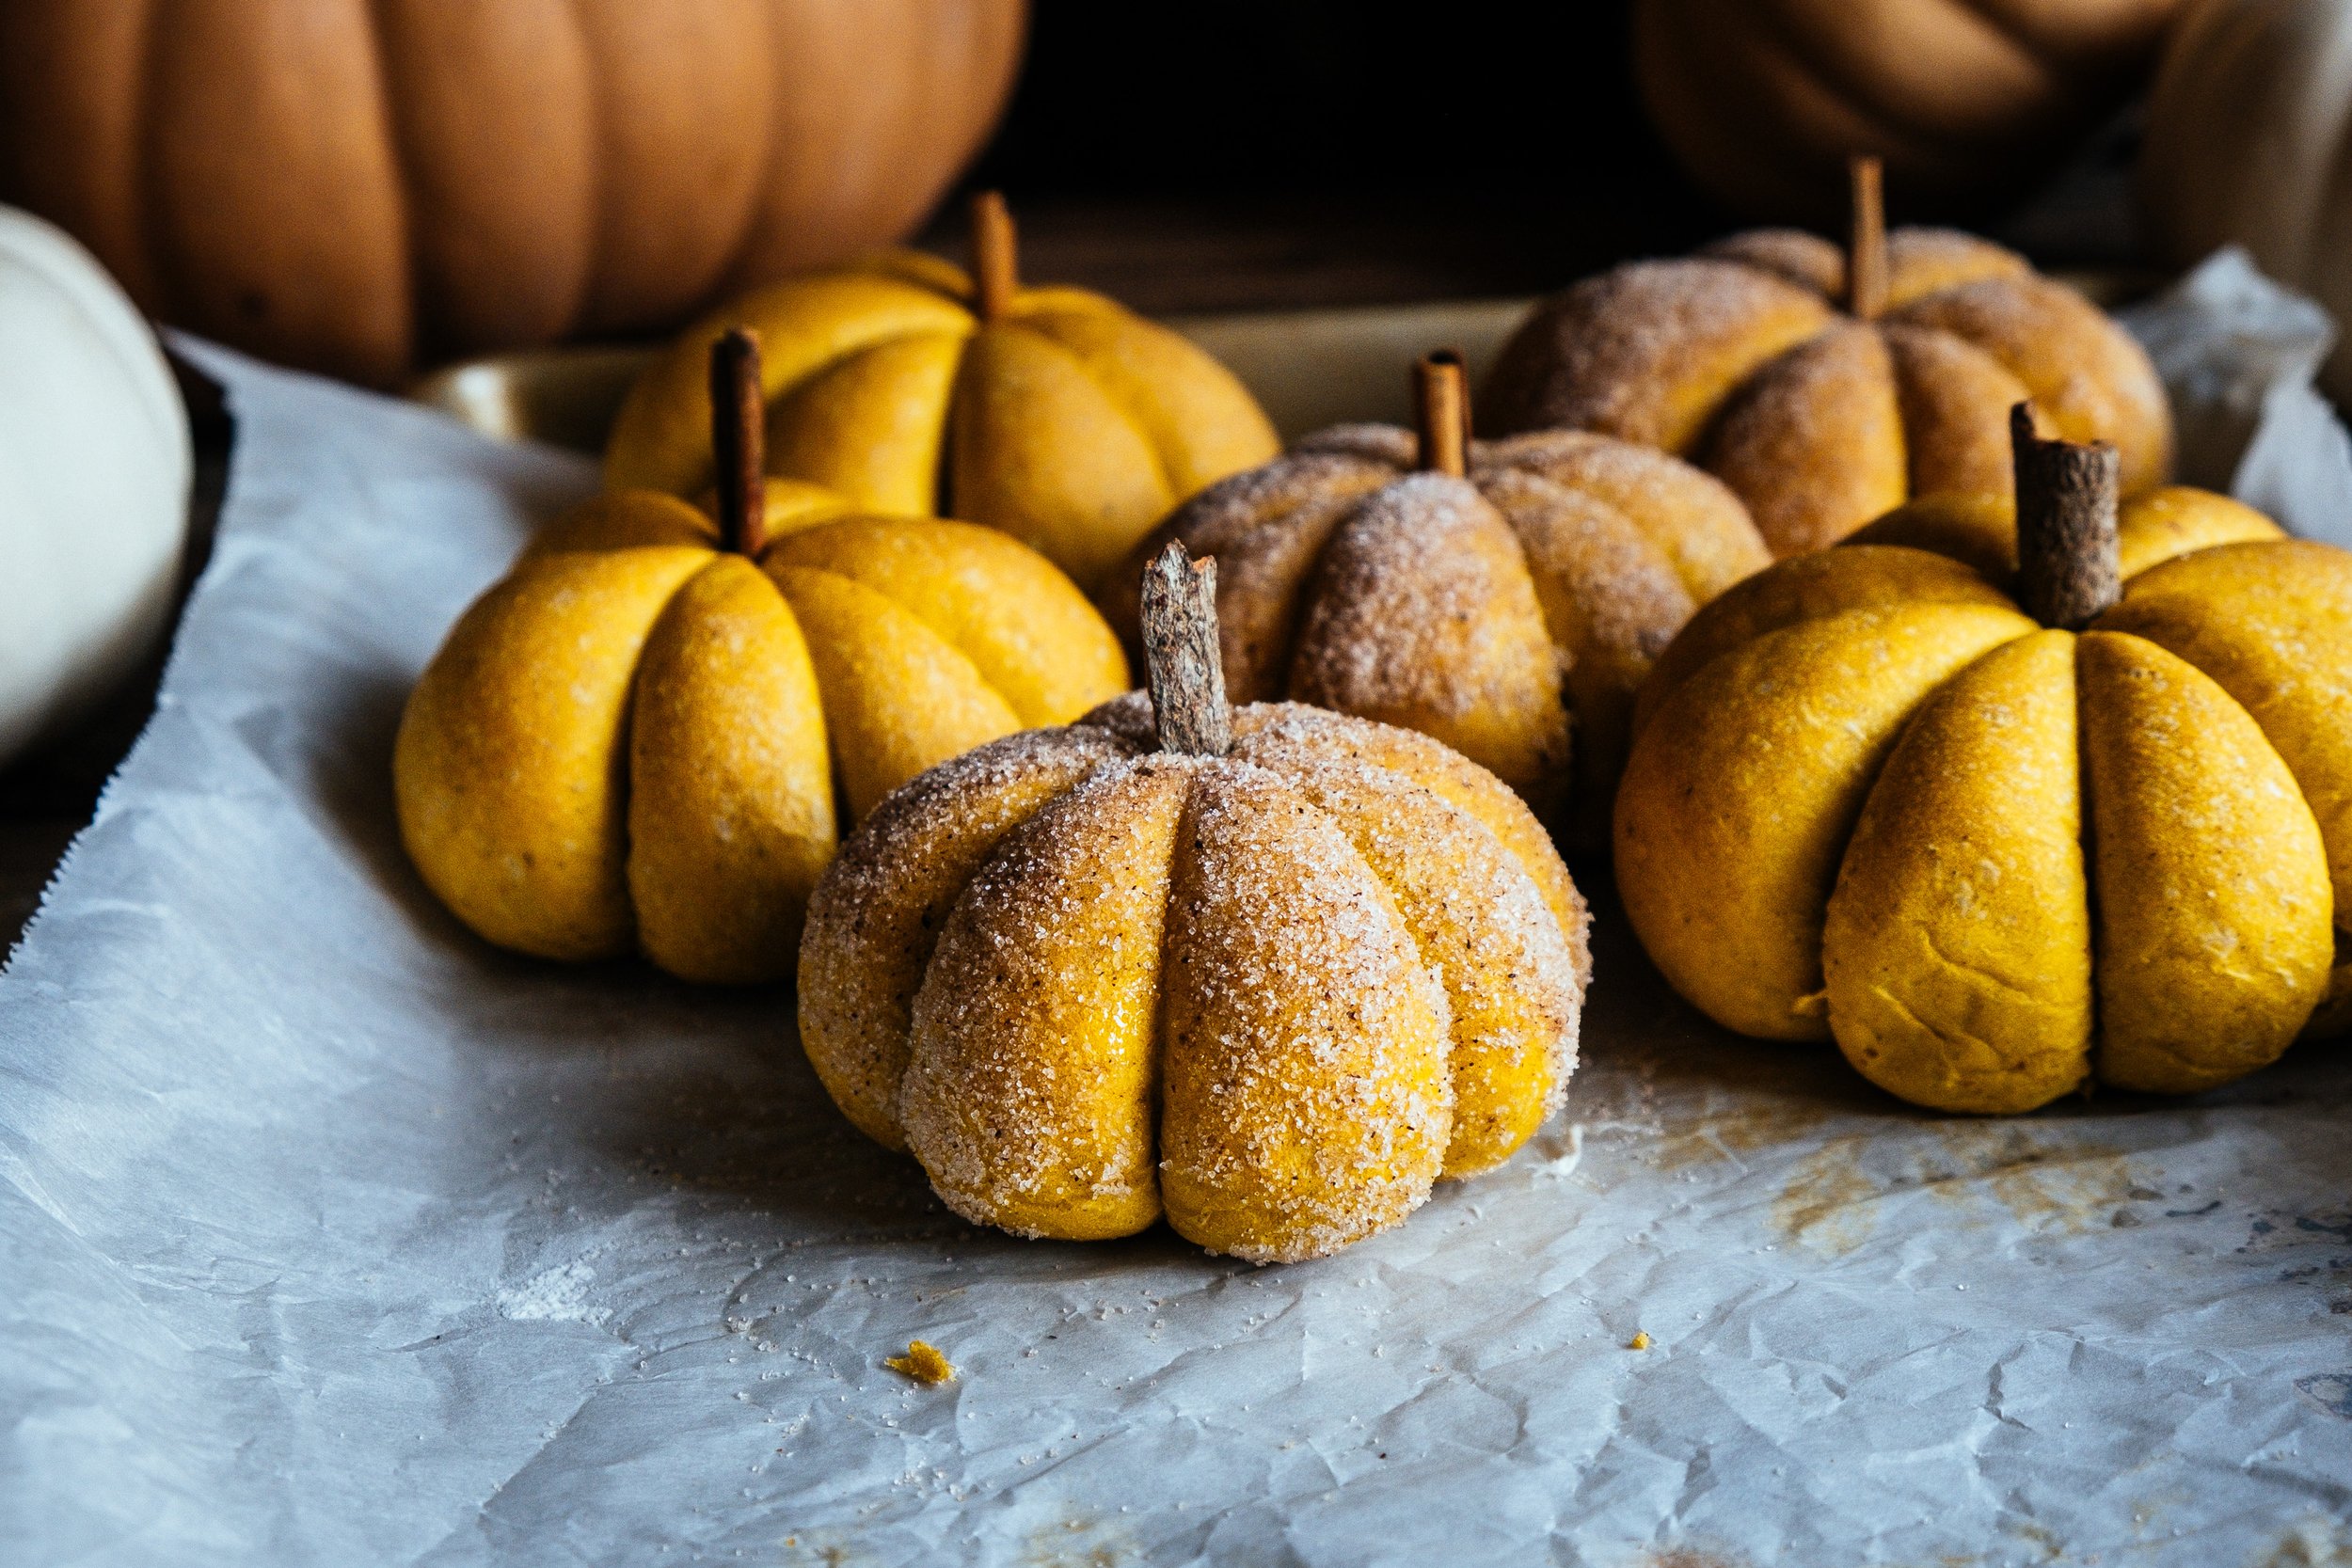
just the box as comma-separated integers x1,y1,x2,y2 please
1848,154,1888,322
709,328,766,559
1139,542,1233,758
1413,350,1470,477
2010,403,2121,629
971,191,1018,324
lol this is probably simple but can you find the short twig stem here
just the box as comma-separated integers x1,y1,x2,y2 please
1848,155,1888,322
709,328,766,558
2010,403,2122,629
1414,350,1470,477
1139,542,1233,757
971,191,1018,324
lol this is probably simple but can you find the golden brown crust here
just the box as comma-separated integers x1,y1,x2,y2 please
1702,321,1907,555
1844,494,2022,586
1697,228,2028,309
796,725,1137,1149
1478,467,1693,846
1289,473,1570,808
1845,485,2287,594
1482,258,1837,452
1476,428,1770,601
1698,229,1843,297
1635,544,2016,736
1887,273,2172,494
900,758,1193,1240
1232,703,1594,991
1882,322,2037,503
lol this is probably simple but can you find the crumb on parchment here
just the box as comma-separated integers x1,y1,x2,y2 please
1628,1331,1651,1351
886,1340,956,1385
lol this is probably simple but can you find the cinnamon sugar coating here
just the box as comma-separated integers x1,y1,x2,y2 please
1486,225,2172,555
1701,228,2029,308
797,701,1589,1263
1099,427,1769,846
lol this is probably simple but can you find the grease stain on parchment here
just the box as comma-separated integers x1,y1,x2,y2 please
1653,1091,1837,1176
1770,1124,2141,1258
1633,1546,1749,1568
2253,1514,2352,1566
1771,1133,1880,1257
1023,1514,1131,1568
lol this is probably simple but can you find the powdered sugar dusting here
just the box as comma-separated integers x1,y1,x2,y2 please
1262,752,1583,1175
1477,428,1770,601
1701,228,1843,297
1483,258,1835,447
1110,424,1756,811
1155,764,1454,1262
798,724,1138,1148
1695,226,2025,309
899,757,1194,1236
1233,702,1593,990
496,1261,611,1326
1287,473,1566,789
1480,466,1697,845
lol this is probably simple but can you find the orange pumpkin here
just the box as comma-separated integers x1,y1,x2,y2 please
1633,0,2184,220
0,0,1025,384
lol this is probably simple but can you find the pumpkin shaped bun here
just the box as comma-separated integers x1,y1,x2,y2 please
1484,159,2173,558
800,545,1590,1261
397,332,1128,985
604,193,1279,592
1618,408,2347,1115
1100,355,1771,843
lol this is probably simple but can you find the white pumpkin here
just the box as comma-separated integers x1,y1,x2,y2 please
2141,0,2352,404
0,204,190,766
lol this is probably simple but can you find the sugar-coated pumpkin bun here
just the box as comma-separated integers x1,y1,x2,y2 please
1096,354,1771,847
604,193,1279,593
1484,158,2172,558
1617,409,2341,1115
800,545,1590,1262
397,333,1128,985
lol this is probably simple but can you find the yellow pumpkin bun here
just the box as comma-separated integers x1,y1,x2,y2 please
1617,408,2341,1114
1100,354,1771,845
397,332,1127,984
605,194,1279,592
800,546,1590,1262
1485,159,2172,557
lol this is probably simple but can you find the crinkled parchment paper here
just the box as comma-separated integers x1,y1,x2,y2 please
4,279,2350,1566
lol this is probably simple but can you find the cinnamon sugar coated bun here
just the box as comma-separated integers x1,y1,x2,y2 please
798,694,1590,1264
1098,397,1771,845
1483,223,2172,558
